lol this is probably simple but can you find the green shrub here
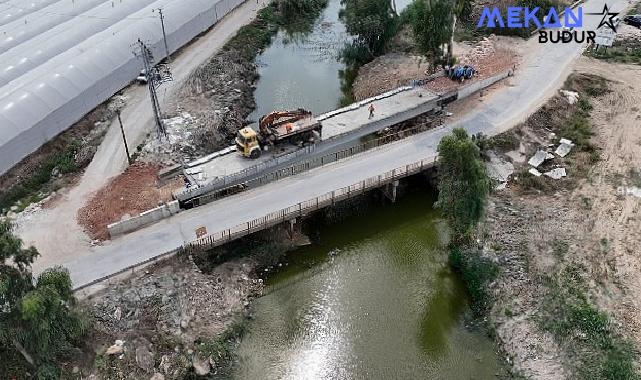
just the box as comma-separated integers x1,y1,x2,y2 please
449,246,499,315
0,142,80,212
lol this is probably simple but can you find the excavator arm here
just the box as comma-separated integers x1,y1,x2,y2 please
258,108,313,135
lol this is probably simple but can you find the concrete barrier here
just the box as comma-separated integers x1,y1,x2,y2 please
458,69,513,99
107,201,180,238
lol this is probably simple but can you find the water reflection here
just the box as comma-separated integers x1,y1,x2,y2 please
234,190,503,379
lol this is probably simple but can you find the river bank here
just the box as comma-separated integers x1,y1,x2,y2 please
476,60,641,379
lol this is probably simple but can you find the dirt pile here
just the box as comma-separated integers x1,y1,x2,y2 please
77,163,179,241
352,53,430,100
352,36,519,99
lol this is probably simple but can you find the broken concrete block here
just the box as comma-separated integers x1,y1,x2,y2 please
560,90,579,104
555,143,572,157
486,152,515,182
544,168,567,179
528,150,548,168
528,168,542,177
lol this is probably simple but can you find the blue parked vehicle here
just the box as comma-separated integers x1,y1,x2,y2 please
446,65,477,82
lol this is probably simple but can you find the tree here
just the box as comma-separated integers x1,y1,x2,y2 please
405,0,452,68
339,0,398,56
405,0,472,69
436,128,489,240
0,220,88,379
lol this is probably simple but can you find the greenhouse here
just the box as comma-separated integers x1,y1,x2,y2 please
0,0,244,175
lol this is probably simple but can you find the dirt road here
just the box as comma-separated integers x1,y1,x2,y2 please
17,0,269,271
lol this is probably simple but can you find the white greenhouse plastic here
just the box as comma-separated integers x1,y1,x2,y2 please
0,0,245,175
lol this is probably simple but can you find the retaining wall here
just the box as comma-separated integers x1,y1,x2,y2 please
107,201,180,238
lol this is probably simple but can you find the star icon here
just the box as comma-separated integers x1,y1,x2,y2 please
587,4,619,32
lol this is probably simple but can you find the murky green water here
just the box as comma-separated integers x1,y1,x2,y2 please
248,0,416,121
234,190,503,379
248,0,349,121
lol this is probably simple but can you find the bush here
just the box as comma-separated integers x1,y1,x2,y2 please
449,246,499,315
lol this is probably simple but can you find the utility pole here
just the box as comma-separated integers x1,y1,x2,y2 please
156,8,171,63
116,110,132,165
133,39,173,139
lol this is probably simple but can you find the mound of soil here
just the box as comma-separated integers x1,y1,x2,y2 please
77,163,179,241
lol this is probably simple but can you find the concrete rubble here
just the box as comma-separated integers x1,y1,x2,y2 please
486,151,515,189
528,150,549,168
544,167,567,179
560,89,579,104
106,340,126,355
554,138,574,157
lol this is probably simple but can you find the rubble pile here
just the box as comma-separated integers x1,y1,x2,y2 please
139,112,202,165
88,256,262,379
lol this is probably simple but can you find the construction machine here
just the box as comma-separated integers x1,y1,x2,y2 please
236,109,322,159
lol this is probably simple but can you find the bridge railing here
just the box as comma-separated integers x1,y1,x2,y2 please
182,156,437,253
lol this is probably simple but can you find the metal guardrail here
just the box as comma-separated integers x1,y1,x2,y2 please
183,121,441,207
182,156,437,253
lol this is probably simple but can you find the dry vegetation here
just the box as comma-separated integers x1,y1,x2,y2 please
479,59,641,379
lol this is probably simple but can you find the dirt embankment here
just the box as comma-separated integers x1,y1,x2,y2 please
481,59,641,379
352,35,520,100
72,228,298,379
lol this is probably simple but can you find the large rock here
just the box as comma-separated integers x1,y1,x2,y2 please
106,340,125,355
150,374,165,380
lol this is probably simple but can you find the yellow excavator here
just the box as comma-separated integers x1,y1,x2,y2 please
236,109,322,159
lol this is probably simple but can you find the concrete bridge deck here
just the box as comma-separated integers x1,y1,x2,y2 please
183,87,440,188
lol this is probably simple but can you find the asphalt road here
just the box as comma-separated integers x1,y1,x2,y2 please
60,0,629,287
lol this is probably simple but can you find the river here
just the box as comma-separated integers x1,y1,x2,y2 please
233,187,504,379
248,0,415,120
236,1,503,377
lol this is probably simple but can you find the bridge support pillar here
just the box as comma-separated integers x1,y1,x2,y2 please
287,218,298,239
382,180,399,203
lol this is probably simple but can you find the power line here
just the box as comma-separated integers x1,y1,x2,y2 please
132,38,173,140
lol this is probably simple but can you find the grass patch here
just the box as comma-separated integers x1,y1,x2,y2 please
539,265,639,380
586,40,641,66
0,141,81,213
551,239,569,260
449,246,499,316
628,168,641,187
